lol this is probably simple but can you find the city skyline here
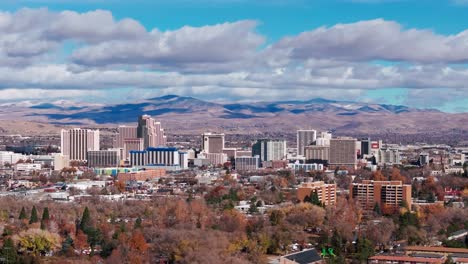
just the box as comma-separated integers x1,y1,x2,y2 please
0,1,467,112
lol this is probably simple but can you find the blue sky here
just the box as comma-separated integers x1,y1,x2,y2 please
0,0,467,112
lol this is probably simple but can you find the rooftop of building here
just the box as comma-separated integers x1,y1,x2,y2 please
369,255,443,263
282,248,322,264
405,246,468,254
147,147,178,151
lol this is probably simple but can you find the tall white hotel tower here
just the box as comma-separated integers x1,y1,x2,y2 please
61,128,100,161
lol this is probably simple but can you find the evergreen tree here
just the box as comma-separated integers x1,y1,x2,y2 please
87,227,103,253
61,235,74,254
310,190,322,206
134,217,142,229
356,238,374,263
373,202,382,215
80,207,92,233
42,207,50,221
40,220,47,230
0,237,18,263
119,222,127,233
29,206,39,224
330,229,345,256
427,192,436,203
248,202,259,214
19,207,27,220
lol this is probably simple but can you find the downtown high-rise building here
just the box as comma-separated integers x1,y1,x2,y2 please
61,128,100,161
137,115,167,148
329,137,357,167
201,133,225,153
252,139,287,162
114,126,137,148
297,130,317,156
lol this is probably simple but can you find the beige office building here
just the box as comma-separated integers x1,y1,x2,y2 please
202,133,225,153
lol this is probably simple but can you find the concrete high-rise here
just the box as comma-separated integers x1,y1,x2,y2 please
297,130,317,156
316,131,332,146
201,133,225,153
252,139,287,162
137,115,167,148
114,126,137,148
61,128,100,161
329,137,357,167
360,138,371,158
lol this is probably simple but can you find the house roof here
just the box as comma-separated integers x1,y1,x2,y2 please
283,249,322,264
406,246,468,254
369,255,443,263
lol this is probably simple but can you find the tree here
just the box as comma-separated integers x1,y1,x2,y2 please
61,235,74,255
40,220,47,230
372,170,386,181
365,218,396,249
80,207,92,233
41,207,50,230
248,202,259,214
373,202,382,216
390,167,405,182
356,238,375,263
310,190,322,207
129,231,149,252
13,228,61,256
74,230,89,255
0,237,18,263
269,210,285,226
115,181,126,193
86,227,103,252
134,217,142,229
29,206,39,224
19,207,27,220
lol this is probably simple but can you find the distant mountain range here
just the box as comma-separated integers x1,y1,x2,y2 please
0,95,467,135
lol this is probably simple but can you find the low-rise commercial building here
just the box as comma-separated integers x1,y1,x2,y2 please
87,150,120,168
235,156,260,171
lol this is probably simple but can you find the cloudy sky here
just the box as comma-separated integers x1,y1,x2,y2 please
0,0,468,112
